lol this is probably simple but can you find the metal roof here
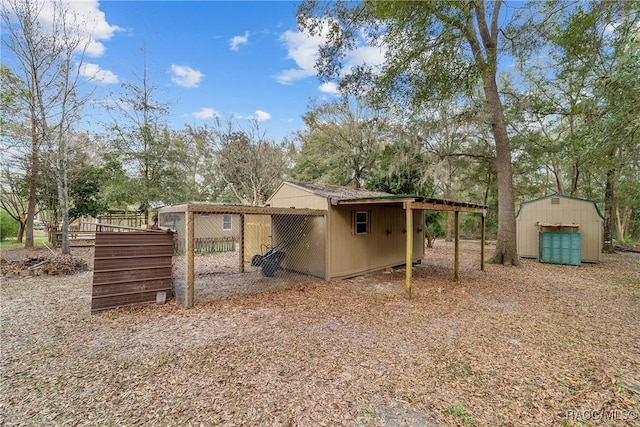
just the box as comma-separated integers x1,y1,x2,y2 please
286,181,392,201
515,192,604,221
286,181,486,211
159,182,486,214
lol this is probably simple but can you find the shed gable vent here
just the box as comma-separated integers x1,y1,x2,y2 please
551,197,560,205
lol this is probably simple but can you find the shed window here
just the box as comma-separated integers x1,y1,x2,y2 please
353,211,370,235
222,214,232,231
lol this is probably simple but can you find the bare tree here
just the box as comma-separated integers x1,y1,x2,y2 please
2,0,94,254
195,118,288,206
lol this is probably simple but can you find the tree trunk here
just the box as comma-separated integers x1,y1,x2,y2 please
614,206,632,242
17,222,25,243
552,161,564,193
445,167,453,242
425,230,436,248
622,207,632,239
602,168,615,253
56,163,70,255
570,163,579,197
615,207,624,242
24,115,38,249
484,74,520,266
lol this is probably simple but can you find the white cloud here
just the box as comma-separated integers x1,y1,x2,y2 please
193,108,220,120
230,31,250,51
170,65,204,88
319,82,340,95
254,110,272,122
276,22,386,86
32,0,121,58
345,45,386,71
275,28,325,84
79,63,118,84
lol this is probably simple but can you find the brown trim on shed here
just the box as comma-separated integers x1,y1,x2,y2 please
402,201,487,298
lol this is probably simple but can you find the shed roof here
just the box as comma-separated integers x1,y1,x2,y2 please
516,193,605,221
284,181,392,201
280,181,486,212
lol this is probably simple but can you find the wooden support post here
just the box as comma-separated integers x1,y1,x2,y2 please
185,211,195,308
324,215,331,281
405,204,413,299
238,214,245,273
480,210,486,271
454,210,460,282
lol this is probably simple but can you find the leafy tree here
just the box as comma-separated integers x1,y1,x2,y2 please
0,168,30,242
366,140,444,248
409,99,495,240
513,0,640,248
424,211,445,249
68,164,108,222
588,6,640,249
365,140,434,196
0,65,28,151
105,59,176,219
292,97,385,188
176,125,218,202
298,0,521,265
0,209,20,241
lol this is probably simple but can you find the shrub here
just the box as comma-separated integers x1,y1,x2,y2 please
0,210,19,241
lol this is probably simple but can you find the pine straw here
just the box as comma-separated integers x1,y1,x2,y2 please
1,242,638,426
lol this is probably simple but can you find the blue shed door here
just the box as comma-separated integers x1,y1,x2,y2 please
538,232,581,266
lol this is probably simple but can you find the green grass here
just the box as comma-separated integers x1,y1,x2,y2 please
0,237,49,251
447,405,476,426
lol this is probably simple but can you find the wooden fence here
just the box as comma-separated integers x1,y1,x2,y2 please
173,236,237,255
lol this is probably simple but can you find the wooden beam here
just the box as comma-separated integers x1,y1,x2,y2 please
335,197,415,206
408,202,485,214
185,211,195,308
238,214,245,273
405,204,413,299
185,204,326,216
81,221,169,233
324,214,331,281
480,210,486,271
454,210,460,282
156,204,190,214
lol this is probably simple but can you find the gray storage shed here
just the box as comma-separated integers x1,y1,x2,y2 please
516,193,605,263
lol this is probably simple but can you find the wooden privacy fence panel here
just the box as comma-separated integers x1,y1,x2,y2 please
173,236,237,255
91,231,174,313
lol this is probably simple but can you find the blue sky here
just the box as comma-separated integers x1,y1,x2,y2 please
3,0,385,141
3,1,523,142
82,0,340,141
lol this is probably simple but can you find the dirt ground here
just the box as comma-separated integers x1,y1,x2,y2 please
1,241,639,426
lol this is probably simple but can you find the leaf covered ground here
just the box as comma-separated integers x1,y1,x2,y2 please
1,241,639,426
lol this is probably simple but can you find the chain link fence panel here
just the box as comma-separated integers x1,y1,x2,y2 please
159,208,325,306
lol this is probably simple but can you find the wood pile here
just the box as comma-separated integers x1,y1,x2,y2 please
1,255,88,277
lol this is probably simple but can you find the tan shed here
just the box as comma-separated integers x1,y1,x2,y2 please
157,181,486,307
267,181,425,280
516,193,605,263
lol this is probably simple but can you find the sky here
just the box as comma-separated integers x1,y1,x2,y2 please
2,0,387,142
2,1,535,143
